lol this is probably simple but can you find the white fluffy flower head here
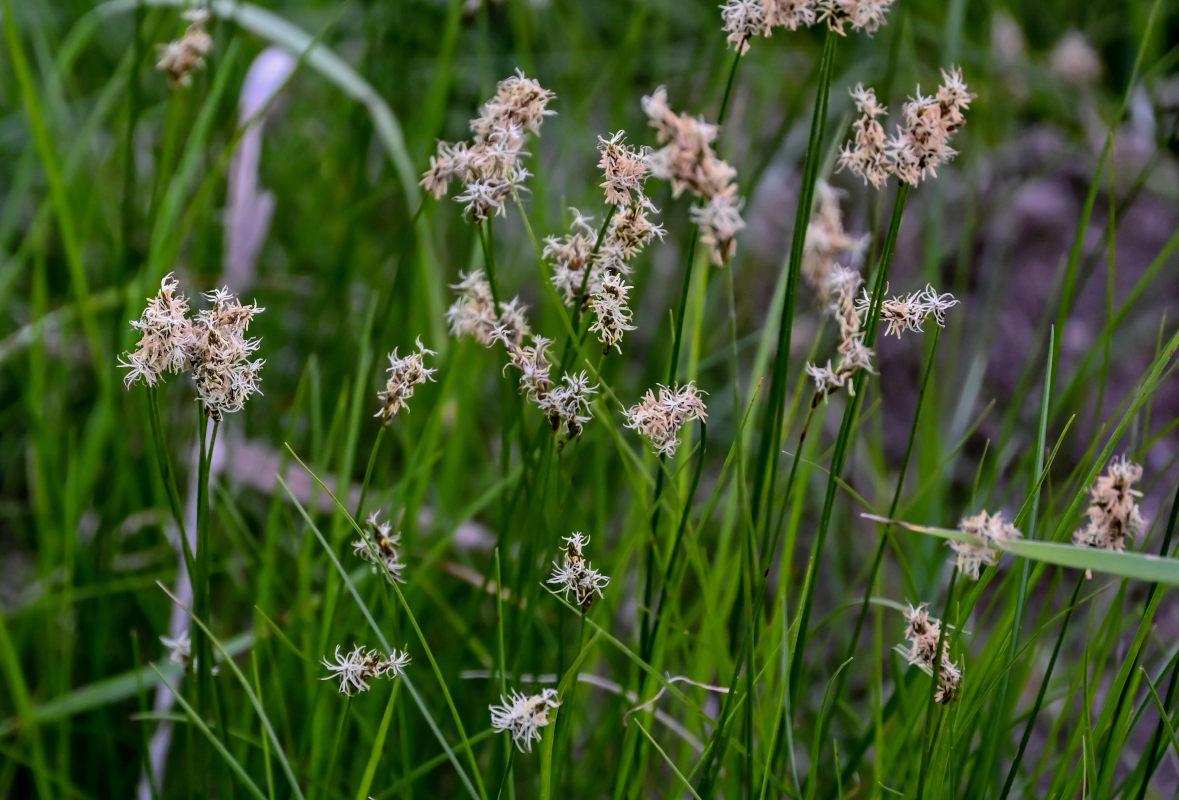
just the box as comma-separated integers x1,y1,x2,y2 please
548,532,610,610
352,512,407,584
490,688,560,753
321,644,411,696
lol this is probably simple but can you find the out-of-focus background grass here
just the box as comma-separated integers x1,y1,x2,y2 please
2,0,1178,797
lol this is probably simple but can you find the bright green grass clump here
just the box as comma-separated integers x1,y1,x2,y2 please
2,0,1178,798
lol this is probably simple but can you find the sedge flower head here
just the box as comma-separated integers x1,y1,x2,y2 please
421,70,554,222
353,512,406,584
597,131,652,207
156,9,213,88
321,644,410,696
490,688,560,753
951,510,1021,580
119,273,195,388
624,382,708,458
641,87,744,265
446,270,531,346
588,272,637,353
902,603,961,704
161,631,192,666
375,338,436,423
548,532,610,610
1073,456,1146,552
188,287,265,421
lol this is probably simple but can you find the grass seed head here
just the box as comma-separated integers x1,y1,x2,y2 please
353,512,407,584
490,688,560,753
1072,456,1146,552
375,338,436,424
321,644,411,696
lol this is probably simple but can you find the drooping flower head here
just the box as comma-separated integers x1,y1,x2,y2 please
902,603,961,704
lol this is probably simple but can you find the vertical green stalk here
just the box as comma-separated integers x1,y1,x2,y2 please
751,30,837,543
804,326,941,791
194,411,222,781
147,387,195,575
998,576,1085,799
788,182,910,704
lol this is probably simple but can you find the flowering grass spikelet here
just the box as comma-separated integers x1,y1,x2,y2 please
375,338,436,423
641,86,743,265
588,272,636,353
156,9,213,88
1073,456,1146,552
840,68,973,188
421,69,555,222
951,510,1022,580
803,181,868,291
624,382,708,458
902,603,961,704
160,631,191,666
858,283,959,338
188,287,265,420
839,84,891,189
597,131,651,207
353,512,406,584
321,644,411,696
446,270,531,346
490,688,560,753
119,273,194,388
548,532,610,610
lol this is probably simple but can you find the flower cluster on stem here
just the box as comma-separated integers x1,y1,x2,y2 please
421,70,556,222
721,1,896,55
321,644,410,696
951,510,1021,580
375,338,436,423
903,603,961,704
489,688,560,753
641,87,744,265
1073,456,1146,552
352,511,406,584
840,67,975,189
624,382,708,458
119,274,265,421
156,9,213,88
547,532,610,610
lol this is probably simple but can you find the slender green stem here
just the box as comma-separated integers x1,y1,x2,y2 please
801,326,941,790
479,220,503,310
999,576,1085,799
355,426,386,520
147,387,194,575
788,182,909,705
751,29,837,541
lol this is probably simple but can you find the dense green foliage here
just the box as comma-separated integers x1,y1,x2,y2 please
2,0,1178,797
